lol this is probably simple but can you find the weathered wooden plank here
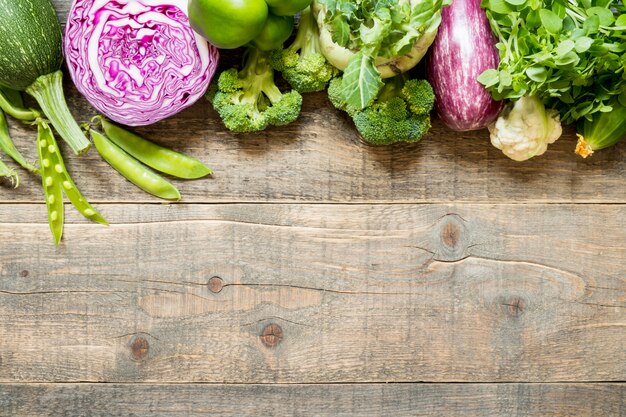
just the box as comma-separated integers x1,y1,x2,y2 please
0,1,624,204
0,383,623,417
0,204,623,383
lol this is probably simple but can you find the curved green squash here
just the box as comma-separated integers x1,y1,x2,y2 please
0,0,63,90
0,0,90,154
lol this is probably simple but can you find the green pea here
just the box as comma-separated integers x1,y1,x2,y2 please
57,173,108,225
91,129,181,201
99,118,212,180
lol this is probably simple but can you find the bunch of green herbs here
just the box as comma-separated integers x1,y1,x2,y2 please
478,0,626,124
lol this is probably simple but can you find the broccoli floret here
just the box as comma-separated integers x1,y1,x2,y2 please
328,77,354,115
328,74,435,145
270,7,338,93
209,48,303,133
402,79,436,116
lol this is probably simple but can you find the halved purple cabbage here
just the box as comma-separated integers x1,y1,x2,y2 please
65,0,218,126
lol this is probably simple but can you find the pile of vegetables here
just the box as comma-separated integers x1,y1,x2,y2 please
0,0,213,244
1,0,626,244
311,0,444,145
191,0,309,133
478,0,626,159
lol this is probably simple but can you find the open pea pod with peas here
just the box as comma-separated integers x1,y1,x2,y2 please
0,84,106,244
36,121,108,245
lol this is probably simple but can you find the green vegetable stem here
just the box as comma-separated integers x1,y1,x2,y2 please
0,107,38,174
90,129,181,201
36,121,107,245
26,72,91,155
270,7,339,93
0,156,18,187
96,117,212,180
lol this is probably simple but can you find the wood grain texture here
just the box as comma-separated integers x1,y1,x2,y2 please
0,1,624,204
1,383,624,417
1,204,624,383
1,2,623,411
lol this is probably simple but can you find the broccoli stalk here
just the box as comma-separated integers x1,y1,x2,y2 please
209,47,303,133
270,7,338,93
328,73,435,145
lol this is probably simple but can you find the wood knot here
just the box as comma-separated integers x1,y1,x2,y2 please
432,214,470,262
130,336,149,361
208,276,224,293
20,270,29,278
442,222,461,249
503,297,526,317
260,324,283,348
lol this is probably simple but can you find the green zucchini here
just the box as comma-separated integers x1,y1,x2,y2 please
576,101,626,158
0,0,90,155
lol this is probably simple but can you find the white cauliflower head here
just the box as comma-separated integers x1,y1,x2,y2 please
488,96,562,161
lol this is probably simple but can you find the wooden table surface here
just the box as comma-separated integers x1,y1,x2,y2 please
1,2,625,416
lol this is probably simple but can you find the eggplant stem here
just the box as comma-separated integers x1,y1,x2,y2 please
575,134,594,158
26,71,91,155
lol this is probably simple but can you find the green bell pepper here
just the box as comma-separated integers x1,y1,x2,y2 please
188,0,311,50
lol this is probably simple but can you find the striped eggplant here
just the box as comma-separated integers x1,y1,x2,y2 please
426,0,503,131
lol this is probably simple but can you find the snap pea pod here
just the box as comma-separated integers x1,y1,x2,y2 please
91,129,181,201
0,87,38,121
37,123,65,245
0,108,38,173
99,118,212,179
0,86,24,108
